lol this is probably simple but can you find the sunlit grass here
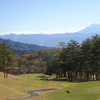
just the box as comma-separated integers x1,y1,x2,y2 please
33,81,100,100
1,72,99,100
0,72,76,99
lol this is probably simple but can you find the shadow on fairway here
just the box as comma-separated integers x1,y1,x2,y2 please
36,75,48,79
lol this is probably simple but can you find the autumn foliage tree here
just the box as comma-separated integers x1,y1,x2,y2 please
16,34,100,82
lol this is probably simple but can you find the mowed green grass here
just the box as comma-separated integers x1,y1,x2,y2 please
34,81,100,100
15,74,100,100
0,72,75,100
20,74,48,80
1,72,100,100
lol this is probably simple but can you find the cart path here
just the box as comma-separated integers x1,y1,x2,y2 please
3,88,58,100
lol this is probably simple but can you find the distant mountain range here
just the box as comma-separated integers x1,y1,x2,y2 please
0,23,100,47
0,38,53,56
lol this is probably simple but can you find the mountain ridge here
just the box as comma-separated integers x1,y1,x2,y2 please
0,38,54,55
0,23,100,46
78,23,100,33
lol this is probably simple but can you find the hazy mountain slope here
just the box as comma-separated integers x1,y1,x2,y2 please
0,38,54,56
0,23,100,46
10,47,34,56
78,23,100,33
0,38,52,50
0,33,98,46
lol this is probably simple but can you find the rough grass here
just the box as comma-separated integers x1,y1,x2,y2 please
1,72,100,100
33,81,100,100
0,72,75,99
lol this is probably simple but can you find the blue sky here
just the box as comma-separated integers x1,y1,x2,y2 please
0,0,100,34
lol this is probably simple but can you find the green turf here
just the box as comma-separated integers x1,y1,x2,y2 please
1,72,100,100
20,74,48,79
34,81,100,100
0,72,73,99
20,74,100,100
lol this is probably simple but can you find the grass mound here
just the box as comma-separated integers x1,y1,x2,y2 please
0,72,74,99
0,72,27,99
1,72,99,100
34,81,100,100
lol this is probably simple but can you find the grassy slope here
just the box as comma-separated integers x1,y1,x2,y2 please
0,72,75,99
33,81,100,100
1,73,100,100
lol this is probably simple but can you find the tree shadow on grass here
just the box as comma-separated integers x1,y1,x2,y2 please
36,75,70,82
37,76,69,81
52,78,69,81
36,75,48,80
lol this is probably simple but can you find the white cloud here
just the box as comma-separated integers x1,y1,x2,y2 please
0,28,83,36
0,31,65,35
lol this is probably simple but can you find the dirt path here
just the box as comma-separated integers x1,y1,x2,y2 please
3,88,58,100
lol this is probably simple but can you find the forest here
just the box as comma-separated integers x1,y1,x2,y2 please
0,34,100,82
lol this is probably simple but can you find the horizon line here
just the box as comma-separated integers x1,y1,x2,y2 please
0,29,82,35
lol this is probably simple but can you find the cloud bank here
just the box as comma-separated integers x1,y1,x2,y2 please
0,29,81,36
0,31,66,36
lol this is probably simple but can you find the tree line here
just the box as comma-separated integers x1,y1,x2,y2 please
1,34,100,82
17,34,100,82
49,34,100,81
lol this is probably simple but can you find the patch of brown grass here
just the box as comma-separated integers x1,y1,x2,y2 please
0,72,77,100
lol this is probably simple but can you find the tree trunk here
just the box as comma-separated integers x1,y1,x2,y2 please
64,70,66,77
58,72,60,78
92,72,95,81
70,71,73,82
6,69,8,78
86,72,89,81
80,72,82,81
68,72,71,81
68,71,73,82
96,73,98,80
4,68,6,78
56,73,58,78
84,72,86,81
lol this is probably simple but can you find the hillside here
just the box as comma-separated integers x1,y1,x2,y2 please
0,38,54,55
78,23,100,33
0,72,70,100
9,47,34,56
0,72,100,100
0,38,51,50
